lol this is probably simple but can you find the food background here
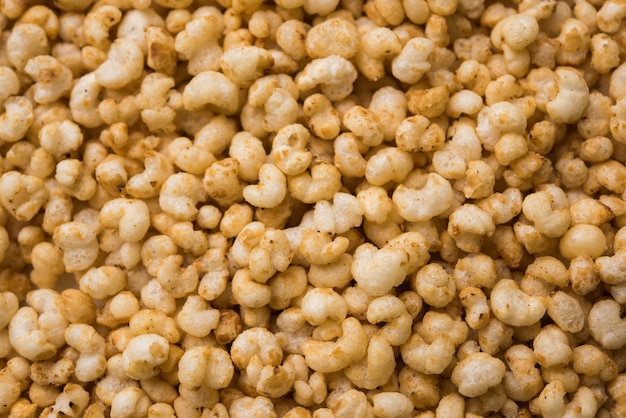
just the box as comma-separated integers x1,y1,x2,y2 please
0,0,625,417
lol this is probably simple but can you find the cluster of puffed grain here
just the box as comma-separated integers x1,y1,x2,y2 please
3,0,626,417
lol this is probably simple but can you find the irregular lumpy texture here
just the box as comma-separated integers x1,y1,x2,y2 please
2,0,626,417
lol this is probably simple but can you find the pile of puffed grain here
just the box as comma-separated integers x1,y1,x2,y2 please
1,0,626,417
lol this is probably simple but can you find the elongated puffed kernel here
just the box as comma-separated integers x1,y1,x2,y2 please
95,39,144,89
452,352,506,397
183,71,240,115
296,55,357,101
305,18,359,59
393,173,454,222
53,222,99,273
303,317,367,373
122,334,170,380
491,279,546,327
0,172,48,222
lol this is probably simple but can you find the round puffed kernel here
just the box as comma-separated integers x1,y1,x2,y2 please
559,224,608,259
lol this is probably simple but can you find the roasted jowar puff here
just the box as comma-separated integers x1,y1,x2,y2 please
1,0,626,417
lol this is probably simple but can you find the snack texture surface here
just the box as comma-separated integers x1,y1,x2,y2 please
2,0,626,417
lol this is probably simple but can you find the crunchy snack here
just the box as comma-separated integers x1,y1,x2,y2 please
3,0,626,417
